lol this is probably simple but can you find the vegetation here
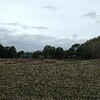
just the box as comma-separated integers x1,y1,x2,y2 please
0,36,100,99
77,36,100,59
0,45,17,58
0,59,100,100
0,36,100,59
32,36,100,59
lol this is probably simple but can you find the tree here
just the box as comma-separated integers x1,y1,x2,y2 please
10,46,17,58
17,51,24,58
0,44,5,58
43,45,55,58
64,50,69,59
68,44,80,58
91,41,100,58
4,46,11,58
33,50,44,59
32,51,38,58
3,46,17,58
55,47,64,59
77,36,100,59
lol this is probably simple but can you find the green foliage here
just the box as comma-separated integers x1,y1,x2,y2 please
33,50,44,59
0,44,17,58
68,44,80,58
64,50,69,58
0,35,100,59
0,44,5,58
77,36,100,59
17,51,33,58
17,51,24,58
43,45,56,58
55,47,64,59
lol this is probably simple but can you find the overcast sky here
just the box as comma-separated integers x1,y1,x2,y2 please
0,0,100,51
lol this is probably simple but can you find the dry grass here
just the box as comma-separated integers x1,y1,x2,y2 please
0,59,100,100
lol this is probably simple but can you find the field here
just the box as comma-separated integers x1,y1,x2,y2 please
0,59,100,100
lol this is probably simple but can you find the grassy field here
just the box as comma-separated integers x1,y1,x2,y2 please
0,59,100,100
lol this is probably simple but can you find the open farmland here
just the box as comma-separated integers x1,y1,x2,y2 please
0,59,100,100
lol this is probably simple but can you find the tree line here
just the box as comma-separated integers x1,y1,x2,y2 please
0,45,17,58
0,36,100,59
33,36,100,59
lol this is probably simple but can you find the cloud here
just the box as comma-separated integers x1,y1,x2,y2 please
0,28,86,51
0,28,16,34
81,12,100,24
97,20,100,23
31,26,48,30
53,38,85,49
84,12,97,18
0,32,55,51
42,5,57,11
1,23,48,30
82,12,97,19
72,34,78,39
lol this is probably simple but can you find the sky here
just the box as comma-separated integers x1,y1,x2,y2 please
0,0,100,51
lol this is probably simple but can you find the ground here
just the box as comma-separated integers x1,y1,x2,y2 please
0,59,100,100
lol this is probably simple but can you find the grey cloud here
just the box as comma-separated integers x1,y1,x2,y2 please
1,23,48,30
42,5,57,11
0,31,86,51
82,12,97,19
0,28,16,34
81,12,100,24
8,23,22,26
72,34,78,39
0,27,86,51
0,33,55,51
31,26,48,30
97,20,100,23
0,27,87,51
53,38,85,50
9,23,29,29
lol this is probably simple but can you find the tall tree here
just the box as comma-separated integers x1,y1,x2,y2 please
0,44,5,58
4,46,11,58
68,44,80,58
43,45,55,58
10,46,17,58
55,47,64,59
77,36,100,59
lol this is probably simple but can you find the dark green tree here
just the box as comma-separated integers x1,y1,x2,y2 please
68,44,80,58
10,46,17,58
77,36,100,59
33,50,44,59
64,50,69,59
55,47,64,59
0,44,5,58
43,45,55,58
17,51,24,58
4,46,11,58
